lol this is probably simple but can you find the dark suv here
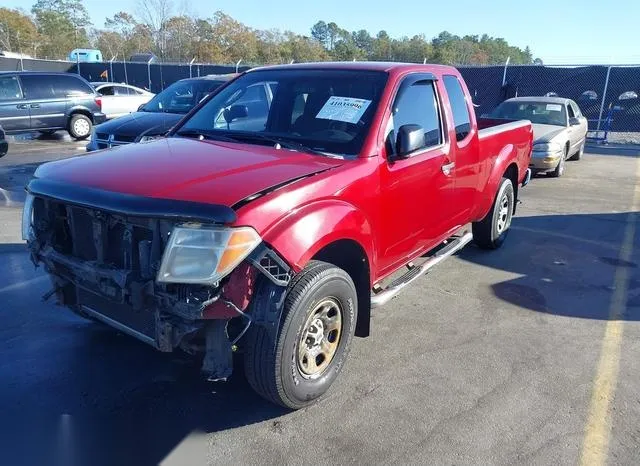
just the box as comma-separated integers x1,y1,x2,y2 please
0,72,106,140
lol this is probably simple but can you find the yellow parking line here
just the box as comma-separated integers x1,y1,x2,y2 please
579,157,640,466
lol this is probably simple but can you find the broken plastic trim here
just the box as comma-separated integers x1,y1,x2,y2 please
247,245,292,286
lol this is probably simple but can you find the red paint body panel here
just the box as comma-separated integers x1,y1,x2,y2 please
35,137,344,207
35,62,533,287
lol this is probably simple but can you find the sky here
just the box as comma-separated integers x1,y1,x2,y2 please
7,0,639,64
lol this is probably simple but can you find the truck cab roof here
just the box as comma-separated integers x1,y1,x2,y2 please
250,61,460,76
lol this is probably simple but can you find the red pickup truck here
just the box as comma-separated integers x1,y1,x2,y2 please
23,62,532,408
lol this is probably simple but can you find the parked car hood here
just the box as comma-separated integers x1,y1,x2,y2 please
531,123,568,144
35,137,344,208
95,111,183,138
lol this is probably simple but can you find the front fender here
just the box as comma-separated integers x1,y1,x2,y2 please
262,199,375,274
474,144,518,221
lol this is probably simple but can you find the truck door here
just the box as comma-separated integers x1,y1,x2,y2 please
442,74,479,226
0,74,30,132
377,73,454,276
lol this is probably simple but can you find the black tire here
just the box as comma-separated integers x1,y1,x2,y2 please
68,114,92,140
550,147,568,177
244,260,357,409
569,142,584,161
473,177,514,250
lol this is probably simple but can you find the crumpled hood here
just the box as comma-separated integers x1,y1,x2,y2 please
36,137,344,207
532,123,567,144
94,111,183,139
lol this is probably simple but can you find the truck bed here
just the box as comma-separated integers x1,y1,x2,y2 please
476,117,533,189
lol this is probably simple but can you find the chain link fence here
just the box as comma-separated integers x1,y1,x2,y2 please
460,64,640,142
2,57,640,141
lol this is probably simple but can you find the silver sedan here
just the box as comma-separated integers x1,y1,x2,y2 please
487,97,588,177
91,82,154,120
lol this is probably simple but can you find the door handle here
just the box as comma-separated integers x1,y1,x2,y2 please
30,104,40,108
441,161,455,176
16,104,28,109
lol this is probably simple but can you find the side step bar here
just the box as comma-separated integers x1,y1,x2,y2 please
370,231,473,309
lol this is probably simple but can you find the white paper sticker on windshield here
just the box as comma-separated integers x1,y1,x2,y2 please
316,96,372,124
546,104,562,112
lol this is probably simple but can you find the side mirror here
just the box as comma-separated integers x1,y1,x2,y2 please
569,117,580,126
224,104,249,124
395,124,425,158
137,104,145,112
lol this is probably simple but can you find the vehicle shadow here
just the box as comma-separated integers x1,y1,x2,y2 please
0,243,288,466
585,142,640,157
457,211,640,320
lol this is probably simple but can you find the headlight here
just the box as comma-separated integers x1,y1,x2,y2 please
138,135,161,143
533,142,562,152
21,193,35,241
157,225,261,285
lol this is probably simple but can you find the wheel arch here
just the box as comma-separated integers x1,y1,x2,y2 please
473,144,520,221
311,239,371,337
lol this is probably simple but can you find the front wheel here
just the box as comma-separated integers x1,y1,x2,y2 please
473,177,514,250
569,142,584,161
550,148,567,177
244,260,357,409
68,114,92,140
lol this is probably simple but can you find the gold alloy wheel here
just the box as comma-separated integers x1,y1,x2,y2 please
297,297,343,379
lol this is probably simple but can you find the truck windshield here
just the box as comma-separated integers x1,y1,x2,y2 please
175,69,388,156
489,101,567,126
141,80,223,114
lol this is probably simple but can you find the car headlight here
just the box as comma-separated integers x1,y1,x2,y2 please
533,142,562,152
157,225,261,285
138,135,161,143
21,193,35,241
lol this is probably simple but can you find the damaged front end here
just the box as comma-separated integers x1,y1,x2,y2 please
23,178,291,380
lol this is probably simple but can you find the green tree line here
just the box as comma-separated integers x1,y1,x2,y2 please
0,0,538,65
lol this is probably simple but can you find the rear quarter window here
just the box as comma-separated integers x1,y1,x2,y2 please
443,75,472,142
52,75,94,98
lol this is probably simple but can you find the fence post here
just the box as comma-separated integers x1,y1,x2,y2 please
147,57,153,91
596,66,612,132
76,53,80,76
110,56,115,82
123,55,128,85
502,56,510,87
189,57,195,78
235,59,242,73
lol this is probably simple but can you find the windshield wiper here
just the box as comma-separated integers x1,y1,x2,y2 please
175,129,237,142
223,132,333,157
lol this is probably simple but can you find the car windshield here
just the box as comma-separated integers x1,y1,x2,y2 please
489,101,567,126
141,80,223,114
175,69,388,156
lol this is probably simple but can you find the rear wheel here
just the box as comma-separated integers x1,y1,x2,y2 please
68,114,92,140
244,260,357,409
473,177,514,250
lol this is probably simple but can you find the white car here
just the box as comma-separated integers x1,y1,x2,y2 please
91,82,154,119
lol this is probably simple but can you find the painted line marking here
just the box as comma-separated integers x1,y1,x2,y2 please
0,275,48,294
579,157,640,466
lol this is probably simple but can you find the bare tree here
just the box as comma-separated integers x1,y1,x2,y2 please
135,0,173,58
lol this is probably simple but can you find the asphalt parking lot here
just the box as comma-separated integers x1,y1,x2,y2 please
0,138,639,466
